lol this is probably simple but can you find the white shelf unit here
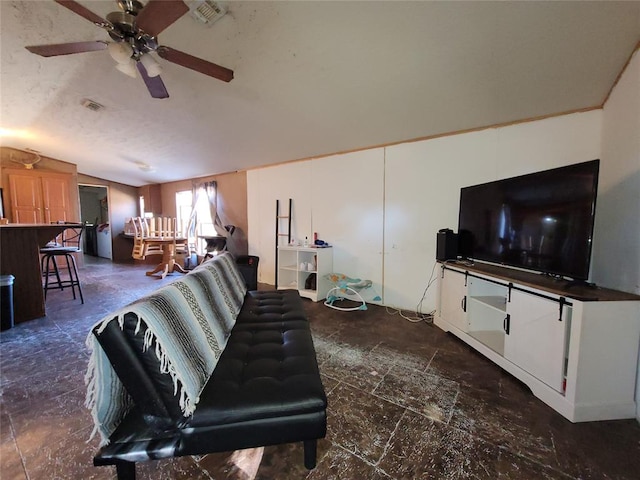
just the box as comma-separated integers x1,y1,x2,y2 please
466,277,510,356
277,246,333,301
436,262,640,422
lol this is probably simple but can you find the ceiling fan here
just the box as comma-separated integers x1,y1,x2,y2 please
25,0,233,99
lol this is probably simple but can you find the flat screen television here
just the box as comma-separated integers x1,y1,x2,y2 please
457,159,600,281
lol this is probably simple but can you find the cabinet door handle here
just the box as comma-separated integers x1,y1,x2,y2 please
503,314,510,335
461,296,467,312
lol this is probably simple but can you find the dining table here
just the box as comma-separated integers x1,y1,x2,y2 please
144,236,188,279
0,223,83,323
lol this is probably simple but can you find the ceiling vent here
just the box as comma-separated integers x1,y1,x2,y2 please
189,0,227,26
81,99,105,112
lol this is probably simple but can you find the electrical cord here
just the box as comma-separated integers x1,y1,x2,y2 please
385,260,438,324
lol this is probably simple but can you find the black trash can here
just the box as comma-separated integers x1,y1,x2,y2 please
1,274,15,331
236,256,259,291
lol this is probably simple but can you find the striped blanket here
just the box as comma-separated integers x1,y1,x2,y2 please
85,253,247,444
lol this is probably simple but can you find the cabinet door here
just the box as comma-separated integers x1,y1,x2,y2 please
504,290,568,392
41,175,70,223
8,174,43,223
439,268,468,332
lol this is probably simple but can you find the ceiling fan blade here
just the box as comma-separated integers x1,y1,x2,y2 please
26,41,107,57
157,46,233,82
136,0,189,37
55,0,107,25
137,62,169,99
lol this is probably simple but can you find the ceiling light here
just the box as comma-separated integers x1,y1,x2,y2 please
133,160,155,172
0,128,34,139
140,53,162,77
116,59,138,78
107,42,133,64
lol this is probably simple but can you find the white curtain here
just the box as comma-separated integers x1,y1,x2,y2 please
185,181,227,254
204,181,227,237
185,182,199,242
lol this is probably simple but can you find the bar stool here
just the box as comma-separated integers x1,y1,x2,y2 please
40,225,84,303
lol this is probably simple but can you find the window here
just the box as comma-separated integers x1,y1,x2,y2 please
139,196,153,218
175,190,192,235
175,187,217,253
195,188,215,236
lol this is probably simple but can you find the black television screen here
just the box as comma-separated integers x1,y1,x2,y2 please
458,159,600,281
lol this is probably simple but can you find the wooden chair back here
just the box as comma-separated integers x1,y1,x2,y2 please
131,217,163,259
170,217,189,257
131,217,146,260
147,217,179,238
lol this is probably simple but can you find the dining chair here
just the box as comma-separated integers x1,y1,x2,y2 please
148,216,174,238
171,217,190,265
131,217,146,260
132,217,163,259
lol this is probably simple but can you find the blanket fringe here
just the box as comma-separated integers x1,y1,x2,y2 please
108,309,194,416
84,331,115,446
85,256,243,443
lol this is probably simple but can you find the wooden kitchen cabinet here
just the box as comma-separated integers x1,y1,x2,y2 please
8,170,77,223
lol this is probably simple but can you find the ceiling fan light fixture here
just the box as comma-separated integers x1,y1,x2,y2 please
116,59,138,78
107,41,133,64
140,53,162,77
26,1,234,98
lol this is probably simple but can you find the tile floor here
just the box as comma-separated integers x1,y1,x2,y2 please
1,256,639,479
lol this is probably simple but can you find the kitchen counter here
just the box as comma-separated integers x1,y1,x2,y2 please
0,223,83,323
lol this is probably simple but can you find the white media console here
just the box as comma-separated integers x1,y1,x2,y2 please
435,261,640,422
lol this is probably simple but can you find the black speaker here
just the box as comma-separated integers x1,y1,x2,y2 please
436,229,458,261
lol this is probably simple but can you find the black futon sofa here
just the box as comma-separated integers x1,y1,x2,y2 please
86,253,327,480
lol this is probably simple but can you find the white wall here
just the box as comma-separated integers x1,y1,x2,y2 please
247,149,385,296
248,110,603,313
383,112,602,311
310,150,385,299
383,130,498,311
596,51,640,421
247,161,314,284
593,50,640,295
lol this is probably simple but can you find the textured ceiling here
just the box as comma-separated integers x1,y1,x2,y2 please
1,1,639,187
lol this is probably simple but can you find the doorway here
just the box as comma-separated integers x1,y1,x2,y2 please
79,184,112,260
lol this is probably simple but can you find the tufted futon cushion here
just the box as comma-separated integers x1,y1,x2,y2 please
190,318,325,427
236,289,308,324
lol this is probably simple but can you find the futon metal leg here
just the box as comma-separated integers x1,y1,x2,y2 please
303,439,318,469
115,461,136,480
